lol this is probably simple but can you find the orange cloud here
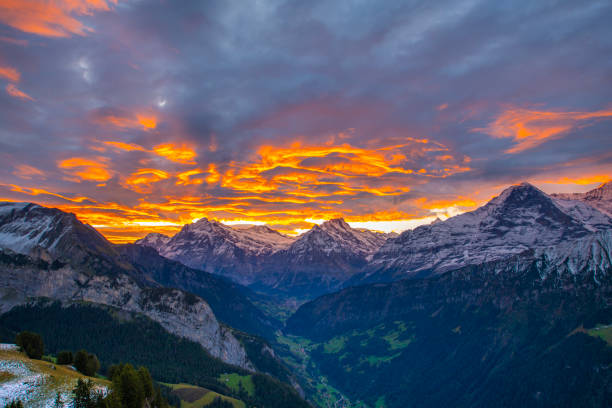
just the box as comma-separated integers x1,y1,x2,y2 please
3,184,92,203
477,106,612,153
3,135,473,241
176,169,205,186
123,168,170,193
152,143,197,164
0,0,117,38
6,83,34,101
136,114,157,129
220,140,470,198
542,174,611,186
13,164,45,180
104,141,147,152
0,65,20,82
105,140,198,166
95,113,157,130
58,157,112,182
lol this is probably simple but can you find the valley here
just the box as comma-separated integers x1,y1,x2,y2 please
0,181,611,407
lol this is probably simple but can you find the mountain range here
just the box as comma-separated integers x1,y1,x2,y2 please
0,202,286,370
137,181,612,298
138,216,393,297
0,181,611,407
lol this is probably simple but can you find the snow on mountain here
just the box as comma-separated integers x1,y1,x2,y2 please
360,182,612,283
0,203,255,369
261,219,391,295
288,218,387,258
0,202,118,269
156,218,295,285
552,181,612,216
144,217,390,295
135,232,171,252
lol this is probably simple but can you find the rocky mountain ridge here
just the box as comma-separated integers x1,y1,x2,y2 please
552,180,612,216
0,203,262,369
356,182,612,284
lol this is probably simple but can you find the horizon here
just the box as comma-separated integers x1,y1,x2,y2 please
1,179,608,241
1,1,611,242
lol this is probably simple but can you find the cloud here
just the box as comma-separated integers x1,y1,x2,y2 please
0,0,118,38
5,83,34,100
93,109,158,131
1,0,611,241
0,65,20,82
476,106,612,153
57,157,112,182
123,168,170,193
13,164,45,180
152,143,197,165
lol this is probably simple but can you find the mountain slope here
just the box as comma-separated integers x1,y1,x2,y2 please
553,180,612,216
135,232,170,252
285,231,612,408
0,301,308,408
261,219,389,296
0,202,133,277
116,243,280,338
0,203,253,368
157,218,295,286
148,217,390,297
358,182,612,284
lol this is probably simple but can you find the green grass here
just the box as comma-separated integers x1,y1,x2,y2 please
361,353,402,367
323,336,346,354
275,333,359,408
383,322,414,350
166,383,245,408
587,324,612,346
375,396,386,408
218,373,255,397
0,347,109,406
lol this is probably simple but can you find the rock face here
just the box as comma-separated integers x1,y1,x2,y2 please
0,251,252,369
288,229,612,337
116,243,279,339
260,219,390,296
135,232,170,252
157,218,295,285
284,231,612,408
148,217,390,296
358,183,612,284
553,180,612,216
0,202,133,276
0,203,253,369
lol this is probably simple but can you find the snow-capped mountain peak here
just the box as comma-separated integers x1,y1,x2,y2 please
135,232,171,252
361,182,612,283
552,180,612,217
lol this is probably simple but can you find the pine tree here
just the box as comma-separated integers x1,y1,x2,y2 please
15,331,44,359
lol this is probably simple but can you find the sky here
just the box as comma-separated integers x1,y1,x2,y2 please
0,0,611,242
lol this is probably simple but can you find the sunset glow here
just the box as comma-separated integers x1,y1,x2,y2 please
1,0,610,242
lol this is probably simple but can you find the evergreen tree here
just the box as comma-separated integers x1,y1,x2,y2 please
57,350,73,365
3,400,24,408
137,366,154,399
73,379,94,408
74,349,100,376
114,364,145,408
15,331,44,359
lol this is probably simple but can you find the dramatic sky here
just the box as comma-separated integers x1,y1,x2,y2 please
1,0,611,242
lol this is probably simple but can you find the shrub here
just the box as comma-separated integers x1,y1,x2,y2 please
57,350,73,365
4,400,24,408
15,331,44,359
74,349,100,377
